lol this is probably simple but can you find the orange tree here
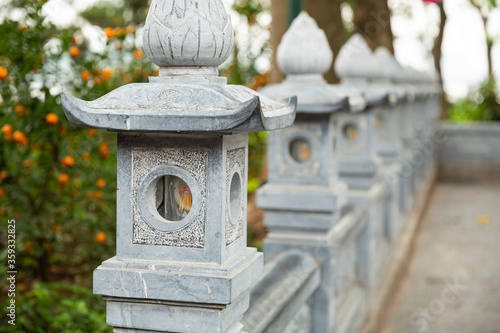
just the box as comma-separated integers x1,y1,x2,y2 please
0,0,272,285
0,0,155,284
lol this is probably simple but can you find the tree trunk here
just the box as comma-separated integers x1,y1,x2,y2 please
431,3,448,119
269,0,288,83
304,0,346,83
471,4,493,80
353,0,394,53
487,40,493,80
432,3,446,79
483,16,493,80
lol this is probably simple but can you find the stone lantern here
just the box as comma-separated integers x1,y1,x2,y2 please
370,47,412,235
257,13,370,333
334,34,394,303
61,1,296,332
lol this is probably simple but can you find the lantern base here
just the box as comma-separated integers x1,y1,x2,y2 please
94,247,263,305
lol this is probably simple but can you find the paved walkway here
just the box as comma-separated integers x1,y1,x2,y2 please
382,181,500,333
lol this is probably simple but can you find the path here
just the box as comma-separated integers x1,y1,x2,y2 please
381,181,500,333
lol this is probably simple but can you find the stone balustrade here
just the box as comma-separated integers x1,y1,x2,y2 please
250,12,440,333
62,4,440,333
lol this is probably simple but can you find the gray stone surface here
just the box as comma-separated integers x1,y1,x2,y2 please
241,250,321,333
438,122,500,181
62,81,296,133
381,181,500,333
113,133,252,265
143,0,233,68
263,207,370,333
106,293,249,333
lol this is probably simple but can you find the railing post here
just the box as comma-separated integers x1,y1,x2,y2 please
334,34,394,308
257,13,369,333
369,46,411,238
61,1,296,332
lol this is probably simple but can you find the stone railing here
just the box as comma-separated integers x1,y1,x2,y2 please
248,12,440,333
61,3,440,333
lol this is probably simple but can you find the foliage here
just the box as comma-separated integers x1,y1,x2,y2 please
81,0,148,27
0,0,155,284
0,0,271,286
1,282,111,333
226,0,272,193
448,78,500,121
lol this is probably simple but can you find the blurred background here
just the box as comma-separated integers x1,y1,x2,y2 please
0,0,498,332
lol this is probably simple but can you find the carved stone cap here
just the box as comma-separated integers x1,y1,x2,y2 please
277,11,333,75
334,34,375,81
61,84,297,133
372,47,402,82
143,0,233,72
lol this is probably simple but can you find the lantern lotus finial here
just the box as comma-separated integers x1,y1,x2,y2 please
277,11,333,76
334,34,376,81
143,0,234,76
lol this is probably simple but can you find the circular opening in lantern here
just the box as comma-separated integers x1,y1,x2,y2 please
375,112,385,129
342,123,359,141
154,175,192,222
228,171,242,224
289,138,312,163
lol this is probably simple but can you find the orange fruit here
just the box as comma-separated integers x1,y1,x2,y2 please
95,231,107,243
22,160,32,168
82,152,91,161
125,25,136,35
18,22,27,31
46,113,59,125
2,124,13,137
96,178,106,188
0,188,3,197
0,66,8,81
81,70,91,82
58,173,69,183
93,76,101,85
99,142,110,158
69,46,80,58
52,224,62,233
113,27,124,37
0,171,7,179
95,190,103,200
87,129,97,137
104,27,114,39
60,155,75,167
14,104,25,115
45,244,54,253
102,68,112,81
23,242,32,251
12,131,28,145
133,49,144,59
